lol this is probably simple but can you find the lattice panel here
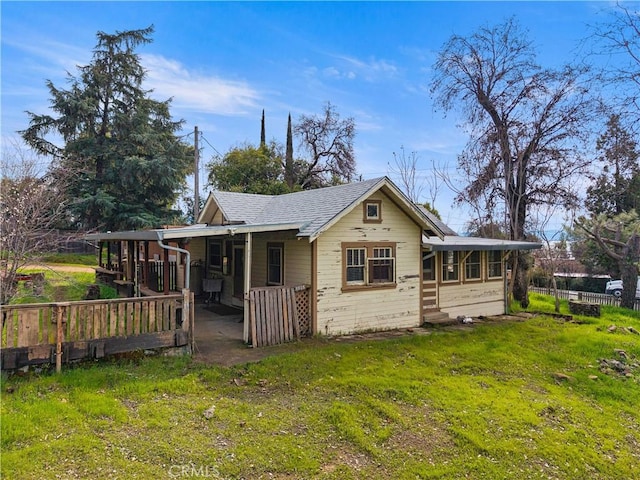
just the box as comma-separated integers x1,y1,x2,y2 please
295,287,311,337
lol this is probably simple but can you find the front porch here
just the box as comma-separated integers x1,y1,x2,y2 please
88,226,314,347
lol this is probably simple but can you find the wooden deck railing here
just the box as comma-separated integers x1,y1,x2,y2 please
248,285,310,347
1,290,193,372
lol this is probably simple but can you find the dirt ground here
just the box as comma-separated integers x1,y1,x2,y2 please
23,264,96,273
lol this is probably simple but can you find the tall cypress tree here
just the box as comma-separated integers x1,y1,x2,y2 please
260,109,266,147
21,26,192,231
285,113,294,189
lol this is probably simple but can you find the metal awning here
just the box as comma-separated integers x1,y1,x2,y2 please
422,235,542,252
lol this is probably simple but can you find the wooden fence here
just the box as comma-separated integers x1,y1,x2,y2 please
248,285,310,347
529,286,640,311
1,290,193,372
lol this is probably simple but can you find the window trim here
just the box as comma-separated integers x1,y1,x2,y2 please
266,242,284,286
363,200,383,223
342,242,397,291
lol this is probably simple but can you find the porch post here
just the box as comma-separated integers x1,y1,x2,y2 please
106,241,112,270
98,241,104,268
143,241,150,287
163,247,170,295
243,232,252,343
117,242,123,274
126,241,135,281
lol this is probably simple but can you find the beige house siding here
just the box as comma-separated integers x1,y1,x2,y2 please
436,250,505,317
314,192,423,335
188,238,207,264
251,231,311,288
438,280,504,317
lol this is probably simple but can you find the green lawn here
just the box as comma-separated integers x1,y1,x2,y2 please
2,294,639,479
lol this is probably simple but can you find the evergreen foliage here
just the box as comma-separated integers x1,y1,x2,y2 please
20,26,193,231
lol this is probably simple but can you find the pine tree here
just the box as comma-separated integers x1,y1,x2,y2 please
21,26,192,231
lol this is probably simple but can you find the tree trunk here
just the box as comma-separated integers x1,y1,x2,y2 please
620,234,639,309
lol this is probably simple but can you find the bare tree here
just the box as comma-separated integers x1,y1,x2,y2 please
430,17,594,306
388,146,425,203
588,3,640,131
575,211,639,309
0,141,69,304
294,102,356,188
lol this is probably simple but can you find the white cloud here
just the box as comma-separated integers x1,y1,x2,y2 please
142,54,261,116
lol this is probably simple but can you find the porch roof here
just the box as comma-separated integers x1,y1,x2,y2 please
422,235,542,251
85,222,304,242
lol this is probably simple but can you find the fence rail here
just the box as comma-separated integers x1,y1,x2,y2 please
530,286,640,311
1,290,193,371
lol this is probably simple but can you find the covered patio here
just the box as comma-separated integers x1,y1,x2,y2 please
86,224,311,348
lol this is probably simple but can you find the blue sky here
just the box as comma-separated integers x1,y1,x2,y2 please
0,1,628,232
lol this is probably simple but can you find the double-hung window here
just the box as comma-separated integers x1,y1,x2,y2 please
346,247,366,284
487,250,503,278
343,243,396,289
442,251,459,282
465,251,481,281
369,247,394,283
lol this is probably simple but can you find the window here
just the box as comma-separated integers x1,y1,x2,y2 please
207,240,222,271
465,251,481,280
423,254,436,281
487,250,503,278
343,243,396,289
363,200,382,223
369,247,394,283
346,247,366,284
267,243,284,285
442,251,459,282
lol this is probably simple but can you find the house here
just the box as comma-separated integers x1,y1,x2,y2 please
87,177,540,343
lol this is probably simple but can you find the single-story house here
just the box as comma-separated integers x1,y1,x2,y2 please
87,177,540,342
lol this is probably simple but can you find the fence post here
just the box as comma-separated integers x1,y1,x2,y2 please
55,303,69,374
190,291,195,353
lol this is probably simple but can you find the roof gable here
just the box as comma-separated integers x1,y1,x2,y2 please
198,177,446,240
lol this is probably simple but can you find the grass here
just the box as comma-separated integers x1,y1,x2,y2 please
2,295,639,479
40,252,98,266
10,268,116,304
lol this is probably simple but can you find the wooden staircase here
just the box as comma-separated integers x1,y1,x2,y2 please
422,309,456,327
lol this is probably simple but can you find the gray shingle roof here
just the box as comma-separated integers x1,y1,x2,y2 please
417,206,458,236
211,177,422,238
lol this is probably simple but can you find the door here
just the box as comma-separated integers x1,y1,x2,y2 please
233,246,244,299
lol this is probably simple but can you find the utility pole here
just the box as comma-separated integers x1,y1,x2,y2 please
194,126,200,222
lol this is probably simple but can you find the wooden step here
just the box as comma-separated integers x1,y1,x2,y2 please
422,311,457,327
